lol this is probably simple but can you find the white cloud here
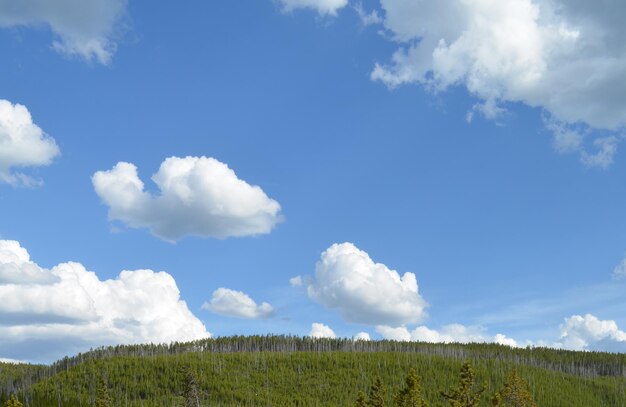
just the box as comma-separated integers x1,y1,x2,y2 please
202,288,273,319
0,357,26,364
0,0,128,64
353,331,371,341
370,0,626,165
308,322,336,338
303,242,427,326
613,253,626,280
92,156,282,241
0,100,59,186
559,314,626,351
278,0,348,16
0,240,210,363
580,136,619,169
494,333,519,348
376,324,517,347
354,3,383,26
289,275,303,286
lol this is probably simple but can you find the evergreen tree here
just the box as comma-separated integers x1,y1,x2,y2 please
491,370,536,407
367,377,386,407
3,394,22,407
354,391,368,407
94,377,112,407
394,369,428,407
441,361,486,407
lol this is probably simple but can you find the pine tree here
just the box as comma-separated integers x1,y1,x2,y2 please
367,377,386,407
4,394,23,407
491,370,536,407
354,391,368,407
94,377,112,407
441,361,486,407
394,369,428,407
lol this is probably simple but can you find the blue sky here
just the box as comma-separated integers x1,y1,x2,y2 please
1,0,626,363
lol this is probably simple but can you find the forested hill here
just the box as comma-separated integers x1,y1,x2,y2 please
1,336,626,406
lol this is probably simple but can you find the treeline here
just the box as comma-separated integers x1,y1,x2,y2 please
2,346,626,406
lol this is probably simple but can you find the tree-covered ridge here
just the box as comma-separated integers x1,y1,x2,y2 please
1,336,625,406
30,335,626,380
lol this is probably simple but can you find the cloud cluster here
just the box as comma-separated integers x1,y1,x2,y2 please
0,240,210,363
308,322,336,338
559,314,626,351
0,0,128,64
300,242,427,326
366,0,626,166
0,100,59,186
202,288,274,319
376,324,518,347
93,156,282,241
277,0,348,16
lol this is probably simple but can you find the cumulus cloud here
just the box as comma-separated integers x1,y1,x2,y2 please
277,0,348,16
302,242,427,326
0,0,128,64
376,324,518,347
494,333,519,348
202,288,273,319
353,331,371,341
367,0,626,166
0,100,59,186
558,314,626,351
92,156,282,241
0,240,210,363
309,322,336,338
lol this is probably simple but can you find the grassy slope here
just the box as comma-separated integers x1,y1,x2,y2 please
6,350,626,406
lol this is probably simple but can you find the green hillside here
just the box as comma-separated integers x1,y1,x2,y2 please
1,336,625,406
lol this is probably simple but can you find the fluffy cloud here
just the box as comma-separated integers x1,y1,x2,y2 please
202,288,273,319
353,331,371,341
309,322,336,338
559,314,626,351
0,240,210,363
0,100,59,186
277,0,348,16
0,0,128,64
92,156,282,241
289,275,303,286
376,324,518,347
301,242,427,326
367,0,626,166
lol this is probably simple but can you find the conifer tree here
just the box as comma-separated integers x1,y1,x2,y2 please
367,377,386,407
94,377,112,407
491,370,536,407
354,391,368,407
394,369,428,407
441,361,486,407
4,394,22,407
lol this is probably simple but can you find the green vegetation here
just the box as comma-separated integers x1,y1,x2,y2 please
440,361,486,406
393,369,428,407
0,336,625,406
3,394,22,407
491,370,537,407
